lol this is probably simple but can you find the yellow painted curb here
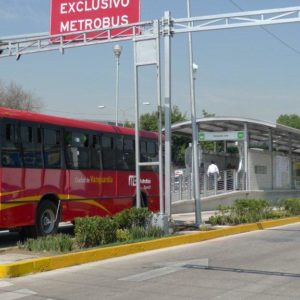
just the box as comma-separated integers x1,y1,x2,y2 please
0,216,299,278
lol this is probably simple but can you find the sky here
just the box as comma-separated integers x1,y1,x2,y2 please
0,0,300,124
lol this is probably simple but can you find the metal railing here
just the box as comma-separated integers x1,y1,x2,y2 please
172,169,241,202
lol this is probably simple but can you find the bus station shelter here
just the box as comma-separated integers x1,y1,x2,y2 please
171,117,300,212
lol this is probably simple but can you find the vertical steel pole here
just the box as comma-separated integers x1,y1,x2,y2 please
133,41,141,208
164,11,172,217
154,20,164,214
269,129,274,190
187,0,202,226
244,123,249,191
113,45,122,126
115,55,119,126
289,134,294,189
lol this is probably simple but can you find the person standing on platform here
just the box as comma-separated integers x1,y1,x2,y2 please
207,161,220,190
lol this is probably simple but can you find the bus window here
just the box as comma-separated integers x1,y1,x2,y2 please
147,141,157,159
140,140,147,162
139,140,158,171
91,134,103,169
21,125,43,168
43,128,61,169
65,131,89,169
116,136,126,170
1,123,22,167
101,135,115,170
123,137,135,170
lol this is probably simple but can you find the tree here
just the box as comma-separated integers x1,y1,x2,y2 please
202,109,215,118
139,105,187,131
200,110,223,153
0,80,43,112
277,114,300,130
139,105,190,166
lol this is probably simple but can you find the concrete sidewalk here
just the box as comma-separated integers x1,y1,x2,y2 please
172,211,216,226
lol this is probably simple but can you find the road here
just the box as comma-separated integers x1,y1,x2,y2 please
1,222,300,300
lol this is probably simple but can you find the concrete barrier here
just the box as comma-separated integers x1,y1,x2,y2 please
171,190,300,214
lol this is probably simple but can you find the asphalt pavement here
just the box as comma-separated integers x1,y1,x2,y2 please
1,222,300,299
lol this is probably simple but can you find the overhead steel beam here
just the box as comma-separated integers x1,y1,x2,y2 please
172,6,300,34
0,21,155,59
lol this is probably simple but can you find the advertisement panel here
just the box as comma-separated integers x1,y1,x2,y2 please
50,0,140,40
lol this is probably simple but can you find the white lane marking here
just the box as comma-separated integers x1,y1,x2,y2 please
0,281,13,288
119,266,182,282
119,259,209,282
0,289,37,300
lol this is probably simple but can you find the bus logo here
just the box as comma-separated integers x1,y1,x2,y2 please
128,176,152,188
128,176,137,187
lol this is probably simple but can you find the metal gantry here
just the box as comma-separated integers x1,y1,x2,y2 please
172,6,300,34
1,6,300,224
0,21,156,58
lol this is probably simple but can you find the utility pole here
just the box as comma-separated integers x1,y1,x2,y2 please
113,44,123,126
187,0,202,226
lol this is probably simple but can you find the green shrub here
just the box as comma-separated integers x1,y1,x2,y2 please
116,229,130,242
74,216,117,248
113,208,151,229
130,208,152,227
128,226,163,240
281,198,300,216
209,199,275,225
113,209,132,229
145,226,164,238
18,234,74,253
129,226,147,240
232,199,271,223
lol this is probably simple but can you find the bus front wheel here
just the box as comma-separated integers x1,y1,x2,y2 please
21,200,60,238
35,200,60,237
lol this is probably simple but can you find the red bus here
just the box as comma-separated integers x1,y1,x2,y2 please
0,107,160,237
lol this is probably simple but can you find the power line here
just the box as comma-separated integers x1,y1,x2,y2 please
229,0,300,55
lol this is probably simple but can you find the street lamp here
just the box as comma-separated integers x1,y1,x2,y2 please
192,63,198,75
187,0,202,227
113,44,123,126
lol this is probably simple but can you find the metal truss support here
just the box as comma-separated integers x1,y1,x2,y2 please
172,6,300,34
163,11,172,217
133,20,165,217
1,7,299,59
0,21,155,59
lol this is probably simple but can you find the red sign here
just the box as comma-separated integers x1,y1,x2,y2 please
50,0,140,40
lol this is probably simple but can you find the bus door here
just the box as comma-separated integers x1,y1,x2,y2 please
64,130,115,218
1,120,46,227
19,122,44,207
0,120,26,226
100,134,118,214
115,136,136,211
41,125,65,208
